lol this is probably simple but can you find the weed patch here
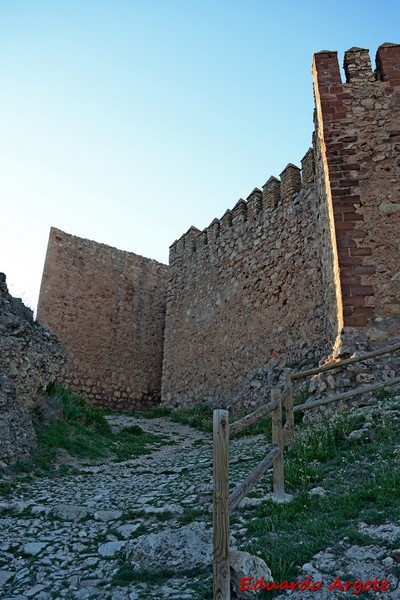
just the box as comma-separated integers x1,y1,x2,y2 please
154,511,173,522
111,561,208,588
169,404,273,437
0,479,12,497
179,508,206,525
16,386,170,473
170,405,213,432
112,428,165,461
49,384,111,434
111,564,176,585
136,406,172,419
240,408,400,584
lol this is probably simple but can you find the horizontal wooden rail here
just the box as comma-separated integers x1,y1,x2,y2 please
293,376,400,413
228,446,280,513
230,398,278,438
291,342,400,381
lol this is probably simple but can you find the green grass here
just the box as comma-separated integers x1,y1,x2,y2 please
152,510,173,522
170,404,213,432
111,561,208,588
112,426,165,462
239,403,400,589
0,479,13,497
37,422,111,460
111,564,177,585
169,404,273,437
179,507,206,525
135,406,172,419
6,386,169,474
50,383,112,435
123,509,146,520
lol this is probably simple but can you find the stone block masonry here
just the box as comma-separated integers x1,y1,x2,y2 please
37,42,400,413
37,228,168,410
313,43,400,341
162,42,400,410
161,158,340,411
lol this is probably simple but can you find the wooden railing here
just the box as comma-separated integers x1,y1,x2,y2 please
212,342,400,600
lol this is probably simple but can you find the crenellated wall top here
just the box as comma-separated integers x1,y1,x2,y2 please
313,43,400,87
169,148,316,260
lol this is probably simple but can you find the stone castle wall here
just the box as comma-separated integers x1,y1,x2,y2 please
37,228,168,410
37,43,400,413
161,42,400,410
161,157,340,411
313,43,400,343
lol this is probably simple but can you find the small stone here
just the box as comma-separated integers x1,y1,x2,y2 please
25,584,47,597
80,579,101,588
94,510,123,522
126,522,212,569
230,550,272,599
23,542,47,555
383,556,394,568
308,487,326,497
239,496,264,508
0,570,13,586
30,505,49,515
393,549,400,562
347,429,369,441
68,575,81,589
116,523,142,538
98,541,126,557
379,200,400,214
345,545,383,561
53,504,88,521
359,523,400,543
302,562,322,577
15,567,30,580
143,503,183,515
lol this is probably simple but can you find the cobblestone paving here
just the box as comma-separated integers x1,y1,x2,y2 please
1,412,399,599
0,416,269,600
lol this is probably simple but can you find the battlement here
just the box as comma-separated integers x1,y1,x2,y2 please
37,41,400,415
313,42,400,87
376,43,400,85
169,148,316,262
313,43,400,329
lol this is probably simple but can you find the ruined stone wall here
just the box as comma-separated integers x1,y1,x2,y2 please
161,159,339,410
37,228,168,410
313,43,400,344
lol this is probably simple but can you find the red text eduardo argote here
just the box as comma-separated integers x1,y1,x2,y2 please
240,575,391,595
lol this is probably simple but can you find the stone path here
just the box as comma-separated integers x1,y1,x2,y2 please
0,416,269,600
0,413,399,599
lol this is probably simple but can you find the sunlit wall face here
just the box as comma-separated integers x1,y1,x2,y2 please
1,1,399,310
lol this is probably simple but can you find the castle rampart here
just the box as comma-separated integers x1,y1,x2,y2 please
161,149,341,410
37,43,400,413
313,43,400,340
37,228,168,410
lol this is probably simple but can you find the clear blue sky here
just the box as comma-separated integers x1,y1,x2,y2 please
1,0,399,310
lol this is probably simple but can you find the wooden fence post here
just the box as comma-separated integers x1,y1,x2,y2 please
213,409,230,600
271,389,286,500
284,368,294,447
